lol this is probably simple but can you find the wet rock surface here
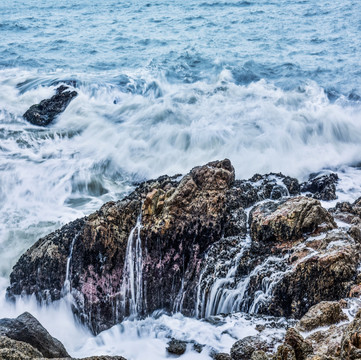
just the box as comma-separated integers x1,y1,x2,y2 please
230,336,269,360
300,173,339,201
250,196,336,244
23,85,78,126
0,335,43,359
296,301,348,332
340,310,361,360
269,231,359,318
0,312,69,358
167,338,187,355
7,158,361,351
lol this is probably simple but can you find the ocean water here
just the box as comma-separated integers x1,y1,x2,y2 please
1,0,361,358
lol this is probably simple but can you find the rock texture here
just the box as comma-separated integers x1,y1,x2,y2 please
340,310,361,360
300,173,339,201
0,312,69,358
0,335,43,359
250,196,336,244
296,301,348,332
274,328,313,360
9,160,241,334
269,231,359,318
167,338,187,355
230,336,269,360
7,159,361,343
23,85,77,126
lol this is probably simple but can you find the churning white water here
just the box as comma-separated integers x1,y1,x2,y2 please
1,68,361,358
1,0,361,357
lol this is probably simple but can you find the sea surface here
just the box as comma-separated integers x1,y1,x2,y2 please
1,0,361,358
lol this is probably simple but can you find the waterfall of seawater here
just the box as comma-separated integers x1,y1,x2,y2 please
121,215,144,317
61,232,80,298
197,240,291,319
196,198,292,320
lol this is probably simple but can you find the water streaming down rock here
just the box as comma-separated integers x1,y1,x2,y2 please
196,234,291,319
121,214,145,318
62,232,80,297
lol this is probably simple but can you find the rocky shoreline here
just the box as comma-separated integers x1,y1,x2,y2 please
3,159,361,359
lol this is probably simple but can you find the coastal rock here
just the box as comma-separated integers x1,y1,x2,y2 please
230,336,269,360
250,197,336,244
7,158,359,337
8,160,239,334
273,344,296,360
300,173,338,201
340,310,361,359
0,335,43,359
329,197,361,226
229,173,299,210
0,312,69,358
214,353,232,360
251,350,270,360
167,338,187,355
269,231,359,318
306,323,347,358
278,328,313,360
23,85,77,126
296,301,348,332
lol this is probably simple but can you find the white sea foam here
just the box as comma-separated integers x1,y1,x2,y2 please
1,67,361,358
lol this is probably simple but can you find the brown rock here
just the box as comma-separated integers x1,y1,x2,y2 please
273,344,296,360
284,328,313,360
250,197,336,244
230,336,269,360
8,160,239,335
297,301,348,332
306,323,346,358
269,232,359,318
0,335,43,359
340,310,361,359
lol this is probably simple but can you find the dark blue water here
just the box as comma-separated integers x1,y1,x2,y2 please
1,0,361,97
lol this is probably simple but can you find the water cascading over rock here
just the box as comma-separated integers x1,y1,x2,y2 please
7,160,361,335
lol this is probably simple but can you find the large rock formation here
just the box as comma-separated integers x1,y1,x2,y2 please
9,160,242,334
7,159,361,338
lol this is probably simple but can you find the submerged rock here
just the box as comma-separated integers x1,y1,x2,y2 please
0,312,69,358
167,338,187,355
23,85,77,126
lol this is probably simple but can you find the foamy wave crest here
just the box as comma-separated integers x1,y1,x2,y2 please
1,67,361,277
